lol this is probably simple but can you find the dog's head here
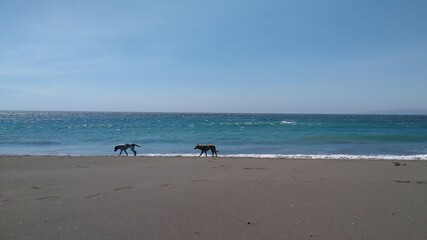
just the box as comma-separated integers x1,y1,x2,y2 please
114,146,119,151
194,144,200,150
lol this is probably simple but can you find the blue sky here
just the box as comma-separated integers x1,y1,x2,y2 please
1,0,426,113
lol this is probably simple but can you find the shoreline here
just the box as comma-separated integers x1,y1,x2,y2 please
1,154,426,161
1,156,427,239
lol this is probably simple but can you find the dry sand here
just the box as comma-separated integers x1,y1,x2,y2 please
1,156,427,240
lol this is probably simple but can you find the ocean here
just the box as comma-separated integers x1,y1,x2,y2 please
1,111,426,160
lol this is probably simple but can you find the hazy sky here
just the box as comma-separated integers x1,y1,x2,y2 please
1,0,426,113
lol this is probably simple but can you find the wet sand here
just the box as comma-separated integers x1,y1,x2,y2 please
1,156,427,240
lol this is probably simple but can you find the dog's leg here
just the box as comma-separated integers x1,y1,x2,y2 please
205,151,208,157
130,146,137,156
199,151,203,157
119,150,123,156
124,150,129,156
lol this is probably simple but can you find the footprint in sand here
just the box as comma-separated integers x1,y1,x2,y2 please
113,186,133,191
395,180,411,183
159,183,172,187
394,180,427,184
85,193,105,199
191,179,209,183
37,196,61,200
86,186,134,200
212,165,227,169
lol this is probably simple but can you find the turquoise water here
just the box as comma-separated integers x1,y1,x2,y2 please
1,111,426,159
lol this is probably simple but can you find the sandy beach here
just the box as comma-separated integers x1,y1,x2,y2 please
1,156,426,240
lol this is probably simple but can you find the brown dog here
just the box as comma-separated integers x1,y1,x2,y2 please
194,144,218,157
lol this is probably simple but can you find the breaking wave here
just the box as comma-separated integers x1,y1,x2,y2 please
138,153,427,160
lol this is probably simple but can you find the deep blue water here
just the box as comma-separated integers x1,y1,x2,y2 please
1,111,426,159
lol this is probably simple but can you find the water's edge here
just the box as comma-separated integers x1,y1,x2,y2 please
2,153,426,160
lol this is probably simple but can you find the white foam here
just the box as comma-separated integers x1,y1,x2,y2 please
139,153,427,160
280,121,296,125
141,153,199,157
3,153,425,160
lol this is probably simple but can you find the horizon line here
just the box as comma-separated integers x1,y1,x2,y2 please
1,109,426,116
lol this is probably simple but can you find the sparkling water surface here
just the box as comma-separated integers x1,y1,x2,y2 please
1,111,426,159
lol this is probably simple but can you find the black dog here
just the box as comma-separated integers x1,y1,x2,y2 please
114,143,141,156
194,144,218,157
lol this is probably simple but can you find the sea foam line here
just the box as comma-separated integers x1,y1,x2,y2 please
140,153,427,160
2,153,425,160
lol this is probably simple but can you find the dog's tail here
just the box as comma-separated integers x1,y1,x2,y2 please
134,144,141,147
